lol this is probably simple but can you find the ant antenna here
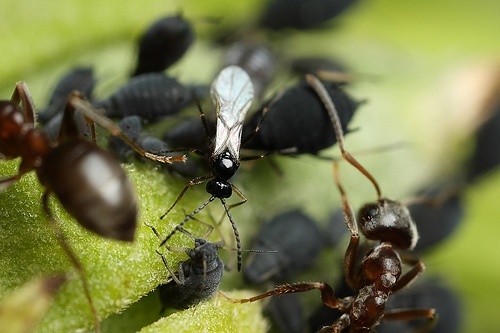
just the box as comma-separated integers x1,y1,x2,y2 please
305,74,383,200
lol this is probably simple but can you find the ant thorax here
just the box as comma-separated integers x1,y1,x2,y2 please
358,199,419,250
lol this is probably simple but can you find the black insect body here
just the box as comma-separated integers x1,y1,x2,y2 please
224,75,435,332
242,79,360,155
466,101,500,182
267,293,306,333
408,182,464,253
163,116,214,154
94,73,195,121
222,41,277,99
244,210,323,284
132,15,194,77
39,66,96,124
158,238,224,310
159,66,255,272
258,0,359,30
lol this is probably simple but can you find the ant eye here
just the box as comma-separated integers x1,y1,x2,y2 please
362,204,379,221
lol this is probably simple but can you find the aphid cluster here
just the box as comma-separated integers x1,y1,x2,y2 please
2,1,496,332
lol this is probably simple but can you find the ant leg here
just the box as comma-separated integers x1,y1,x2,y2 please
382,308,437,332
333,161,360,290
222,282,348,310
392,253,426,292
41,191,101,333
220,198,242,271
11,82,36,125
159,174,213,219
159,196,216,247
69,94,186,164
306,74,382,200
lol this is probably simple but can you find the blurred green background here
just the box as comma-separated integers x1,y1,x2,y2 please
0,0,499,332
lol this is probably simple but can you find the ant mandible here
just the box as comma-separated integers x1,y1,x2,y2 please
0,82,185,332
224,75,436,332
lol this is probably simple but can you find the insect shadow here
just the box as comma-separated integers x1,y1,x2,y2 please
157,65,270,272
222,75,436,332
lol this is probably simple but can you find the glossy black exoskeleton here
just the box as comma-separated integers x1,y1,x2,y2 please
94,73,195,121
258,0,360,30
132,14,194,77
244,210,322,284
242,79,360,155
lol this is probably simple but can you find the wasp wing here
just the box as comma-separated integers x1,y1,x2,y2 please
211,66,254,159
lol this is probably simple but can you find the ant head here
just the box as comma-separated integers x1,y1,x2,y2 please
212,150,239,180
358,199,419,250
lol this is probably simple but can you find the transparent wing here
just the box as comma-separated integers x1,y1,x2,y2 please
211,66,254,159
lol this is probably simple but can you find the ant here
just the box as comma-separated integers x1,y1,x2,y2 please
223,74,436,332
0,82,185,332
158,65,259,272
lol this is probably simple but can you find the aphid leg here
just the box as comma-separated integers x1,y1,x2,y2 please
306,74,382,199
333,161,360,290
392,253,426,292
159,174,214,219
159,196,216,247
156,249,182,285
144,222,186,285
220,198,242,271
11,82,36,125
41,191,100,333
69,94,186,164
382,308,437,332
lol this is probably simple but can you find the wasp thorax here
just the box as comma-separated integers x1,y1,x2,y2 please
213,150,239,180
358,199,419,250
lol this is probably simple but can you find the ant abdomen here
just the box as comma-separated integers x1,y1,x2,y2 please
37,139,137,241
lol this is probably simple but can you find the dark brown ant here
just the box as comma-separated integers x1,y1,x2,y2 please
0,82,185,332
223,75,436,332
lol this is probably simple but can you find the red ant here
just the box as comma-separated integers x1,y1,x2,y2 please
222,75,436,332
0,82,185,332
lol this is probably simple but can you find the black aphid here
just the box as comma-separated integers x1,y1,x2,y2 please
132,14,194,77
244,210,322,284
94,73,196,121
